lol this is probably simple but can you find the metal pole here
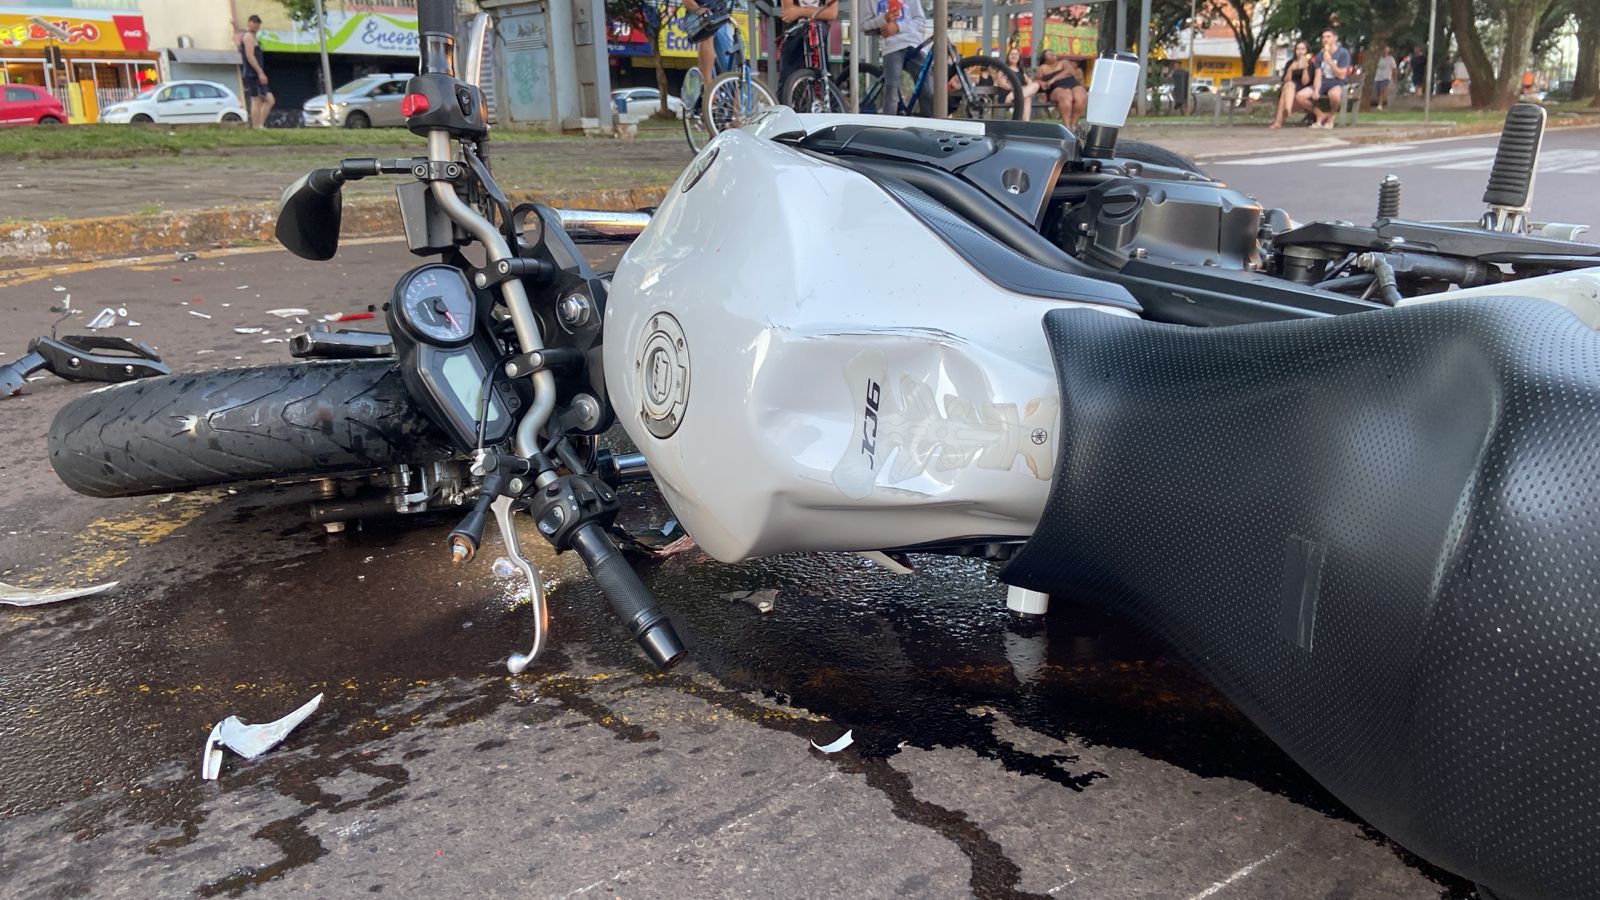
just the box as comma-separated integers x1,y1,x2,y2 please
849,0,861,112
1030,0,1044,67
1115,0,1125,54
981,0,993,57
590,0,612,129
934,0,949,117
1136,0,1150,115
1423,0,1436,123
313,0,335,108
765,5,779,93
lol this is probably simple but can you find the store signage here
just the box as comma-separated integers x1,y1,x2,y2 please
0,8,149,53
259,12,420,58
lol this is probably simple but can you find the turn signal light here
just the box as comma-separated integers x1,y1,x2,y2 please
401,93,430,117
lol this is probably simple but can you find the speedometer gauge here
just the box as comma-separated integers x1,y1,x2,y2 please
393,265,475,347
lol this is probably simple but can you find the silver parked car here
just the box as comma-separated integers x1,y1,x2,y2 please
302,74,411,128
611,87,685,118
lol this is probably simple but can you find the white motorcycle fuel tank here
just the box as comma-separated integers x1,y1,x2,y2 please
604,119,1135,562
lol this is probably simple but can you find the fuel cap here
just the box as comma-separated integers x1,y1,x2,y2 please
637,312,689,439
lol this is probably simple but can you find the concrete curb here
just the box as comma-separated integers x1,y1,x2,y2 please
2,185,671,265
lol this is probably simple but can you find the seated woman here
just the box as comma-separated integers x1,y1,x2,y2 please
1003,47,1041,121
1271,40,1317,129
1042,56,1088,130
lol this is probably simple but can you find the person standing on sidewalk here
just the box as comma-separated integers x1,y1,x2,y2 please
779,0,837,88
239,15,274,128
864,0,929,116
1372,45,1396,109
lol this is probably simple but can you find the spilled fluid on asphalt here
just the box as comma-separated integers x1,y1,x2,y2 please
0,484,1476,898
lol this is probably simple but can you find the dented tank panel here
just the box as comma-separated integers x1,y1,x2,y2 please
604,129,1134,562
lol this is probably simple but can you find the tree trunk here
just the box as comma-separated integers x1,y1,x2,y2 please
1576,6,1600,101
1447,0,1498,107
649,47,668,116
1491,1,1543,109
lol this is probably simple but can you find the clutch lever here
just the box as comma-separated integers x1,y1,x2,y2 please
497,492,549,674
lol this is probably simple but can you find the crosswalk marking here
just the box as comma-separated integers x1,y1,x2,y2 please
1211,144,1600,176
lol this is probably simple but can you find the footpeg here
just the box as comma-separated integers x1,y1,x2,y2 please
1481,102,1546,233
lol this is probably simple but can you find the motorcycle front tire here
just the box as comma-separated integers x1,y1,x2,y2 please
48,361,455,498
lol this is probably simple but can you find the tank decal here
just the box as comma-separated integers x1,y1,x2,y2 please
831,347,1057,500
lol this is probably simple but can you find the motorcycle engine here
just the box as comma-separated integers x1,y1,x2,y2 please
1046,168,1268,271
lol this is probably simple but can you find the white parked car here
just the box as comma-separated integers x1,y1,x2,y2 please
102,81,248,124
611,87,684,118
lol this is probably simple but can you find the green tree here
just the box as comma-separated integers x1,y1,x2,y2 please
606,0,674,117
1574,1,1599,102
1448,0,1556,107
275,0,318,24
1206,0,1276,77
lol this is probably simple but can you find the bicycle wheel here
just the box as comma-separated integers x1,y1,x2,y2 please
703,70,777,135
681,68,712,151
782,67,846,114
947,56,1024,120
839,62,883,113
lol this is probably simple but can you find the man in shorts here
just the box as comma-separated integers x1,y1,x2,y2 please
685,0,738,110
239,15,274,128
1311,29,1350,129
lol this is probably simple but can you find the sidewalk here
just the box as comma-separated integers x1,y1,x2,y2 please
0,116,1559,264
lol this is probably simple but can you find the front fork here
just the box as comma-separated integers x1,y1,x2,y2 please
424,129,683,672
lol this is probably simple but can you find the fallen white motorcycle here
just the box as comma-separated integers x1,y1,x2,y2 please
45,5,1600,897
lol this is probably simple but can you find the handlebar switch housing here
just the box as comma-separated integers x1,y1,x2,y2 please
405,73,489,140
526,474,621,552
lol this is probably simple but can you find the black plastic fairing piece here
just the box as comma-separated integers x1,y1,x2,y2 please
1003,299,1600,899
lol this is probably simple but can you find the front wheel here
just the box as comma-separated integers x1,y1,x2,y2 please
36,115,62,125
703,70,776,136
48,361,454,498
681,67,711,152
782,67,845,114
220,111,243,124
947,56,1024,120
344,111,371,129
131,113,153,124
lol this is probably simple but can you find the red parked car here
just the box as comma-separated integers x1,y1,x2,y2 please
0,84,66,125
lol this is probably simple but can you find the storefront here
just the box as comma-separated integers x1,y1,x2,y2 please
256,10,421,113
606,7,763,91
0,7,156,118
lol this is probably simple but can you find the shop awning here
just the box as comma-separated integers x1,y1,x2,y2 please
165,47,240,66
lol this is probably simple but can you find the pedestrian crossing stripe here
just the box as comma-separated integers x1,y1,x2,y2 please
1211,145,1600,175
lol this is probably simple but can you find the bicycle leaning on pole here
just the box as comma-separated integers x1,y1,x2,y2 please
854,34,1022,120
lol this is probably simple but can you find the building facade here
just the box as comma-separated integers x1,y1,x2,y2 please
0,2,159,118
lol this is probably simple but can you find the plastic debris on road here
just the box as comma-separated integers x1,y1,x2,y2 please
233,327,265,334
723,588,777,614
267,308,311,318
86,308,118,329
188,310,212,320
0,579,119,607
201,693,324,780
811,730,854,754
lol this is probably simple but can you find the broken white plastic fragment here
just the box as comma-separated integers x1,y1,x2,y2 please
201,693,323,780
811,730,854,753
0,579,119,607
266,307,310,318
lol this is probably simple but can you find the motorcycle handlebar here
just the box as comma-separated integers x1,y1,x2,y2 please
571,523,685,669
417,0,455,37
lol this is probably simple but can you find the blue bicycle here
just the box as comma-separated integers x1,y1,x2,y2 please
855,39,1021,120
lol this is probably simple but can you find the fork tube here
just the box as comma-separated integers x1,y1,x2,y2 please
427,130,555,459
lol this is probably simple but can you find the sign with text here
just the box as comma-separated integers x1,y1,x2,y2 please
259,11,419,58
0,8,149,53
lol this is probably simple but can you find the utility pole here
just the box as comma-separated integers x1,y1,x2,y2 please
1136,0,1150,115
313,0,335,103
933,0,948,117
1423,0,1436,123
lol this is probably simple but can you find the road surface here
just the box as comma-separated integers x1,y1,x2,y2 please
1202,125,1600,236
0,243,1472,898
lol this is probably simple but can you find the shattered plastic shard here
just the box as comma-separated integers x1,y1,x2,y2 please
200,693,324,780
811,730,854,753
0,579,119,607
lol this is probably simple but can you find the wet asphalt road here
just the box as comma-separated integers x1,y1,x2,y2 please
0,242,1475,899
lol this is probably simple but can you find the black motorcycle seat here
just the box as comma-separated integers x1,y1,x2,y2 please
1003,297,1600,899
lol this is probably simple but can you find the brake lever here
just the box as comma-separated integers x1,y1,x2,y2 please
494,493,549,674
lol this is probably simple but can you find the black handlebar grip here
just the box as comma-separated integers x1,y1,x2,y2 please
571,523,685,669
306,167,346,195
417,0,455,37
